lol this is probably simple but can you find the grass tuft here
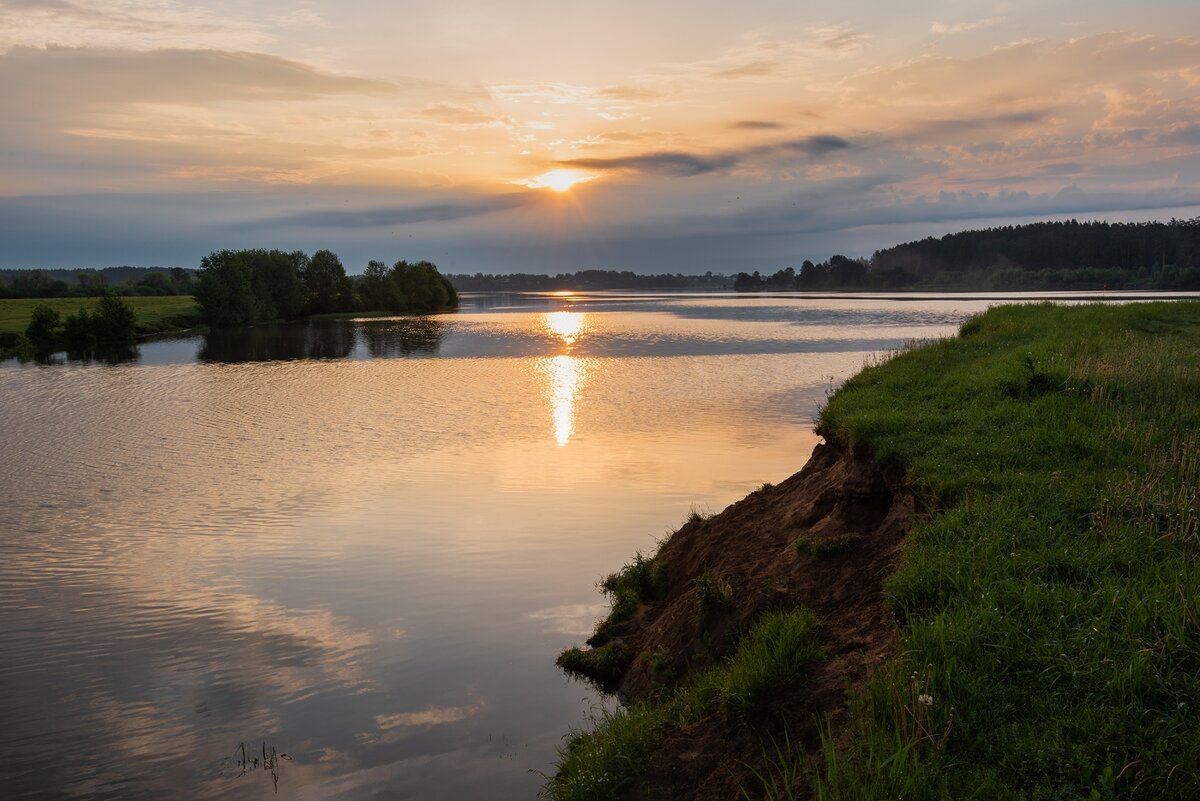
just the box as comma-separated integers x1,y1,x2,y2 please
595,551,668,636
794,534,860,558
538,702,662,801
719,608,822,713
556,646,633,686
694,568,734,616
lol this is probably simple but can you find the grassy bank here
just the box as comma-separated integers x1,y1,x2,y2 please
814,301,1200,799
0,296,201,337
545,301,1200,799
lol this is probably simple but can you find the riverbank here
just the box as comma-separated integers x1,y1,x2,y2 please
0,295,202,338
545,301,1200,800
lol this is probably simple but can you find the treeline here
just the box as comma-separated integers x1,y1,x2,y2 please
195,249,457,327
735,218,1200,291
0,267,195,299
446,269,729,291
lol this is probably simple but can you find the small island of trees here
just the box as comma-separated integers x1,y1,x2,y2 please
1,248,458,362
195,249,458,327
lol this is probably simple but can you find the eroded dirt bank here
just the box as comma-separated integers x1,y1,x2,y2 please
582,439,914,799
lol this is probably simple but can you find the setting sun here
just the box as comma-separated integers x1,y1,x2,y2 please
519,169,595,192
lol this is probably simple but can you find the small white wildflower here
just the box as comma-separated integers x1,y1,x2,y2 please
918,693,934,706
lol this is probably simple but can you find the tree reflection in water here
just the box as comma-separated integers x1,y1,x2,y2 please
359,318,444,358
198,318,444,363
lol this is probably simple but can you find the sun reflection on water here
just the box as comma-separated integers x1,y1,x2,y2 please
543,311,585,348
539,311,590,446
545,354,585,446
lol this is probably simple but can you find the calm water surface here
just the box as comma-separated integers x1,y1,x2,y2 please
0,291,1137,799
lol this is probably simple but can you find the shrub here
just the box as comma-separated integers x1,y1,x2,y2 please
24,303,61,352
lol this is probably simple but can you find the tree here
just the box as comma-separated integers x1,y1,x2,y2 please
250,250,306,321
92,294,138,346
195,250,257,327
358,259,396,311
25,303,61,352
301,249,351,315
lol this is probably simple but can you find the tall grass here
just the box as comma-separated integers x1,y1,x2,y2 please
814,302,1200,800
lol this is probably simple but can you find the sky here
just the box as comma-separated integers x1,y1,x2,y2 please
2,0,1200,273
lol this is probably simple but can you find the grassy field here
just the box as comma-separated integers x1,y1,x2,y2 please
0,296,201,337
814,301,1200,799
543,301,1200,800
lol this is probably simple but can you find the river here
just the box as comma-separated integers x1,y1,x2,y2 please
1,290,1169,800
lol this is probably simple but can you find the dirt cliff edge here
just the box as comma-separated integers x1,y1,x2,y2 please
580,439,914,799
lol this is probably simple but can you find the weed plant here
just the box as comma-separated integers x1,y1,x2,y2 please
595,551,668,636
694,568,734,616
556,646,633,686
794,534,859,558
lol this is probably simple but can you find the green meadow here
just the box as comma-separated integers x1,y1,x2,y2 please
813,301,1200,799
0,296,201,337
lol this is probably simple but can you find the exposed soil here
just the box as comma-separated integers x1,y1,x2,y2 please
584,439,914,800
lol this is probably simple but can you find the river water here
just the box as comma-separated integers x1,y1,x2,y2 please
0,291,1158,800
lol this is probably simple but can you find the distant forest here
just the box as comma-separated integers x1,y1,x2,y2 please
734,218,1200,291
6,218,1200,299
0,266,196,299
446,269,730,291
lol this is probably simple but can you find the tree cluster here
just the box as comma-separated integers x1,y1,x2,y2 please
23,296,138,357
735,218,1200,292
193,249,458,328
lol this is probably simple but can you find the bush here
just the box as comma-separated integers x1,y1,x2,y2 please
25,303,61,352
92,295,137,346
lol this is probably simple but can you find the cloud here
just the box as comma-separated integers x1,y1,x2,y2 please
560,151,740,176
255,195,531,229
780,135,854,155
1158,122,1200,146
598,85,664,101
558,135,855,177
421,103,504,125
0,0,270,50
731,120,786,130
809,24,869,52
2,45,392,104
711,58,779,79
932,17,1004,34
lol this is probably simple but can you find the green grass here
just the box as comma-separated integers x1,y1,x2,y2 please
556,646,633,686
593,551,668,637
694,567,734,616
539,702,664,801
718,609,822,713
545,608,823,800
0,296,201,337
812,302,1200,800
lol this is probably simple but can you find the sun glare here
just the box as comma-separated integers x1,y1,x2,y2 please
520,169,594,192
544,311,586,346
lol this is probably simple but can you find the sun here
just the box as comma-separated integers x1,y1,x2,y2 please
519,169,595,192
